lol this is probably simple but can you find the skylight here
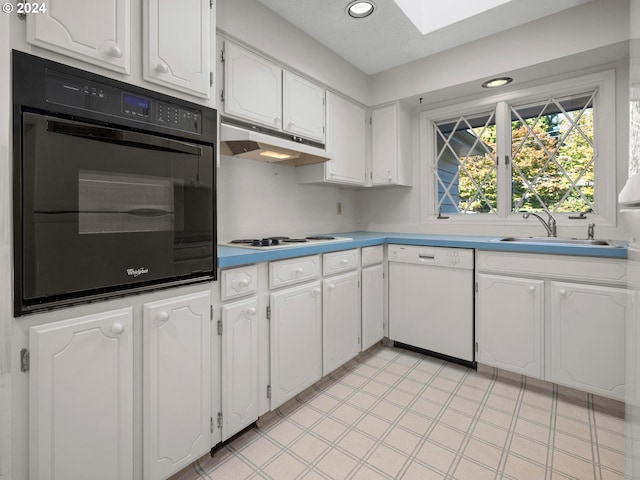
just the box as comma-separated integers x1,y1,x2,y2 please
393,0,514,35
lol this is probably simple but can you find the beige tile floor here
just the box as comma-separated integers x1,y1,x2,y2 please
170,345,625,480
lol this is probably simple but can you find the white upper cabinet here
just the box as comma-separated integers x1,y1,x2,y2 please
298,91,366,186
370,102,412,187
325,92,366,185
283,71,325,142
222,41,326,143
224,42,283,129
26,0,131,74
144,0,212,98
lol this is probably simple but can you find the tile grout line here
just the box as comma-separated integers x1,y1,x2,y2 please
544,383,559,480
396,366,492,479
220,346,394,479
441,367,501,480
588,393,603,480
172,346,625,480
278,347,422,480
492,374,528,480
344,351,453,479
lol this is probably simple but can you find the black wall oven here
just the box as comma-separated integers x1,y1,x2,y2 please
13,51,217,316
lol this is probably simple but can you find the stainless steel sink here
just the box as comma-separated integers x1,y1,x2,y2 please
495,236,622,247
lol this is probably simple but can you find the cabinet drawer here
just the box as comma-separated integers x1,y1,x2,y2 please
477,251,627,285
221,265,258,301
361,245,383,267
270,255,320,289
323,249,359,274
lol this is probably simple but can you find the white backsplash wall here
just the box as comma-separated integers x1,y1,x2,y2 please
217,155,361,240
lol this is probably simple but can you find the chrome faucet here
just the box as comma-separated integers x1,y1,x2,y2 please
522,212,557,237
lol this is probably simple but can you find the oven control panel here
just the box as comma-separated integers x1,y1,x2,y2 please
45,70,202,135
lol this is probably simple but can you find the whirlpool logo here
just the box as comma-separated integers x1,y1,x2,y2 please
126,267,149,277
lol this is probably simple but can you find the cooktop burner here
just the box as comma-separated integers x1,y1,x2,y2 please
221,235,352,250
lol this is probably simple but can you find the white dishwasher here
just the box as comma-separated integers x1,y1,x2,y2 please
388,244,475,365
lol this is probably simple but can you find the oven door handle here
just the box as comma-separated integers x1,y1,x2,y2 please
46,120,203,156
126,208,172,217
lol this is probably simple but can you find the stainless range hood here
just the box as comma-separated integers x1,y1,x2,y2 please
219,119,330,166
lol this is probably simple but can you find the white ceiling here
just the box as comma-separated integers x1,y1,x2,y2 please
255,0,594,75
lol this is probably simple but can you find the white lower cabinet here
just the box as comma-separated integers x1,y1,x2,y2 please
221,297,259,440
549,281,627,399
323,271,361,375
476,274,544,378
476,251,628,400
143,291,212,480
269,281,322,410
362,263,384,350
29,308,134,480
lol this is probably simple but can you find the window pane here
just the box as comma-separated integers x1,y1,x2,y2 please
511,92,596,213
435,112,497,214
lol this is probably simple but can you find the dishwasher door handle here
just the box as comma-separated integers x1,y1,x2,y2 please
418,254,436,262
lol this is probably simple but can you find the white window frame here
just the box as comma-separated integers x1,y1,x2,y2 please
420,70,616,227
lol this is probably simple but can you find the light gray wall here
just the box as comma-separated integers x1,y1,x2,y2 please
216,157,361,241
370,0,631,106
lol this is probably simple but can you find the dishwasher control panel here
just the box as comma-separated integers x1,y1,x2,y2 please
388,244,474,269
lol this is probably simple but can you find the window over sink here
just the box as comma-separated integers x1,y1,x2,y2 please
421,70,616,225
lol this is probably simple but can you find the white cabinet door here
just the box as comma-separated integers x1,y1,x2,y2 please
370,102,411,187
476,274,544,378
371,103,398,185
29,308,134,480
224,42,282,129
550,282,627,400
283,71,325,142
143,291,211,480
26,0,131,73
362,263,384,350
323,271,361,375
324,92,366,185
221,297,259,441
144,0,211,98
270,282,322,409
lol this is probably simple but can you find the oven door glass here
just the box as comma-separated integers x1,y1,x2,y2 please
19,112,214,307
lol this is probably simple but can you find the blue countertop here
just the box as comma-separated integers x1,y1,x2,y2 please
217,231,628,268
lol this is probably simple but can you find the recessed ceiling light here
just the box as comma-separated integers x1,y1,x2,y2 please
481,77,513,88
347,1,375,18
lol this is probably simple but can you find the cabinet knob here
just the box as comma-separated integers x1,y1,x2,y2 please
312,288,321,297
528,285,536,292
559,289,568,297
387,176,393,182
340,259,349,265
110,322,125,335
157,311,170,322
274,116,281,125
245,307,257,316
328,284,336,290
156,62,169,74
295,268,304,275
287,121,295,129
238,278,250,289
107,45,123,58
